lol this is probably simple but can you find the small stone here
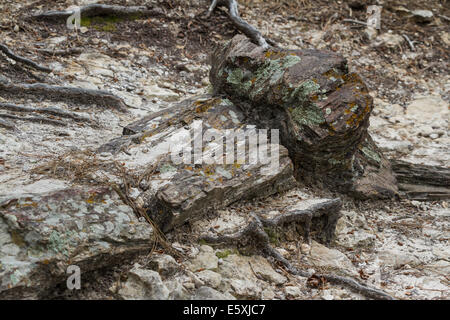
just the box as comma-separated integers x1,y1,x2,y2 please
147,254,180,277
196,270,222,288
261,288,275,300
13,25,19,32
79,27,89,34
411,10,434,23
118,264,169,300
300,243,311,254
285,286,302,298
187,245,219,272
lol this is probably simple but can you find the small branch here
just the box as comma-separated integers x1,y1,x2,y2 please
0,82,128,112
402,34,415,51
342,19,367,26
0,43,52,73
438,14,450,22
207,0,269,49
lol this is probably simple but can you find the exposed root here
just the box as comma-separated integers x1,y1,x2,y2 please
36,48,83,57
199,213,395,300
0,82,128,112
206,0,269,49
0,43,52,73
0,102,97,126
259,198,341,244
30,4,164,22
0,112,66,127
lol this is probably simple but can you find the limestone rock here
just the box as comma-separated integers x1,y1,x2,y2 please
308,241,357,276
118,264,169,300
192,286,235,300
196,270,222,288
0,187,153,299
187,245,219,272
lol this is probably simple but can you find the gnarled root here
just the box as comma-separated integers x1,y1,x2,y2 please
200,212,394,300
0,82,128,112
0,43,52,73
206,0,269,49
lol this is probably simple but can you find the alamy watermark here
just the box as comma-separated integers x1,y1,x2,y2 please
66,7,81,30
165,120,280,175
66,265,81,290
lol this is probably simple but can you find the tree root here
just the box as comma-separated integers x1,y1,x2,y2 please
0,82,128,112
0,113,66,127
30,4,164,22
207,0,269,49
0,102,97,127
36,48,83,57
0,43,52,73
259,198,342,244
199,213,394,300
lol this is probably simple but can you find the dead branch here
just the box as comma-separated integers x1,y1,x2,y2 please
206,0,269,49
0,82,128,112
0,43,52,73
402,34,416,51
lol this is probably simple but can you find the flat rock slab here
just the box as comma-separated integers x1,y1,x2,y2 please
0,186,153,299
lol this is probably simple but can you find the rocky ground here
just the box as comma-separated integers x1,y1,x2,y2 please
0,0,448,300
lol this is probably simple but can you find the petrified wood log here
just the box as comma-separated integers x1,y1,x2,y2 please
392,160,450,200
100,95,296,232
210,35,398,199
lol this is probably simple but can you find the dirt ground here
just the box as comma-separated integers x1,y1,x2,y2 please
0,0,448,300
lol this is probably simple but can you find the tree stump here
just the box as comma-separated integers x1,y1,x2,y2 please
210,35,398,199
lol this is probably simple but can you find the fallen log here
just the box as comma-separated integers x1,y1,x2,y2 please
392,159,450,200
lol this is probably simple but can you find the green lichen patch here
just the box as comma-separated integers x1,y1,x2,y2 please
80,14,142,32
215,248,238,259
290,103,326,127
361,146,382,163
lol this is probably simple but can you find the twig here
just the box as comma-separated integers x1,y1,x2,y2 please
206,0,269,49
438,14,450,22
402,34,415,51
342,19,367,26
0,43,52,73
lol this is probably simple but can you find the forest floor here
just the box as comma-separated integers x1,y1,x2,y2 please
0,0,448,300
